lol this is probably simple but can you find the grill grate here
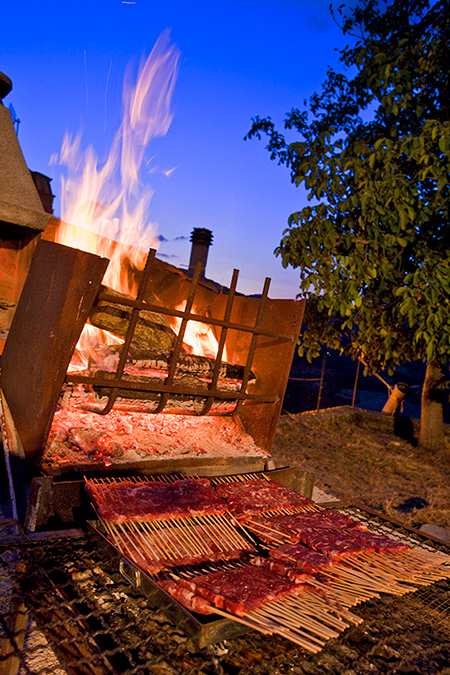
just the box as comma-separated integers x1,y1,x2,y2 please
1,512,450,674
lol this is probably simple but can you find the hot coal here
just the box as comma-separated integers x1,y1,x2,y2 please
42,406,267,470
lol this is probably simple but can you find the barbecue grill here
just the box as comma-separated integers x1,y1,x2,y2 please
2,231,450,671
2,238,450,675
2,79,450,670
2,507,450,673
0,231,305,530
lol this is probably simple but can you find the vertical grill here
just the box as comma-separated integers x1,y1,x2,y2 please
0,237,305,474
65,250,285,415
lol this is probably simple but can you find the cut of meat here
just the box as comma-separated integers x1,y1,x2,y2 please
86,477,227,523
351,530,410,553
179,566,297,617
292,510,368,532
86,480,168,522
294,527,411,559
244,514,301,545
245,510,367,546
269,542,334,574
252,543,333,583
159,580,213,615
295,528,382,559
215,479,316,521
252,556,312,583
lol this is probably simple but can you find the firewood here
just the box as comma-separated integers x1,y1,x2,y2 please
58,382,240,414
89,286,177,351
89,370,241,401
108,344,254,382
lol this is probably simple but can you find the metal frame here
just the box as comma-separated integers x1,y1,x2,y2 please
65,248,297,416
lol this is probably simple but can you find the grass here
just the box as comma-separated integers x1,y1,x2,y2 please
271,406,450,530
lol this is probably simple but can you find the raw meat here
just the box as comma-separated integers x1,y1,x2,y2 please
179,565,297,617
215,479,315,521
252,557,312,583
351,530,410,553
159,580,213,615
86,477,227,523
269,542,334,574
292,510,368,532
295,528,382,559
245,510,367,546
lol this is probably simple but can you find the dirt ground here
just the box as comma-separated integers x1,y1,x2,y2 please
271,406,450,530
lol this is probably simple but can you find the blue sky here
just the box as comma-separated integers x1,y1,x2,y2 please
1,0,349,297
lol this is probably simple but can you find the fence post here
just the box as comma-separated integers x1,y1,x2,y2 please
316,351,327,412
352,359,361,407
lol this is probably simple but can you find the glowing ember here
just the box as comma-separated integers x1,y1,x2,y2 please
42,407,267,471
51,32,180,364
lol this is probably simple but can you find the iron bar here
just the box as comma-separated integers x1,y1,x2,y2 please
152,261,204,414
234,276,271,413
198,268,239,416
97,249,157,415
66,373,279,403
95,291,296,342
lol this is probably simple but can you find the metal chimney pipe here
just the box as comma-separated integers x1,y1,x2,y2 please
188,228,213,277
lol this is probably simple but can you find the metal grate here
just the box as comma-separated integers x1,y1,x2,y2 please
65,250,294,416
1,513,450,674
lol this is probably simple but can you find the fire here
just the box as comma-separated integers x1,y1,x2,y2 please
51,32,180,369
172,303,228,361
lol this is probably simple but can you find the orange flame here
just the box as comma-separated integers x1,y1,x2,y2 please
51,33,180,368
171,303,228,361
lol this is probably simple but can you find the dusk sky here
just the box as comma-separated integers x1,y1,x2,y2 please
2,0,350,297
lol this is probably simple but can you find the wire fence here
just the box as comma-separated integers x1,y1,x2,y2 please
282,349,441,421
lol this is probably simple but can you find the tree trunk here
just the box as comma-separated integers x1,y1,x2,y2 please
419,360,446,452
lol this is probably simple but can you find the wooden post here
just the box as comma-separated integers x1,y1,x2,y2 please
352,359,361,407
316,351,327,412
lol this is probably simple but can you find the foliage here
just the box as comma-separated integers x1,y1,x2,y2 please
246,0,450,376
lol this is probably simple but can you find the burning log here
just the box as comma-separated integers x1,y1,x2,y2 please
88,370,242,401
107,344,253,382
89,286,177,351
58,382,241,415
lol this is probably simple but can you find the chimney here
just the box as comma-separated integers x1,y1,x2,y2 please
0,72,52,349
30,171,55,214
0,72,50,232
188,228,213,277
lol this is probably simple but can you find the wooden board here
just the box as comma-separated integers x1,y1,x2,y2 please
0,240,109,466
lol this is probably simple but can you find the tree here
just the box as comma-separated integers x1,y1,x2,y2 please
246,0,450,451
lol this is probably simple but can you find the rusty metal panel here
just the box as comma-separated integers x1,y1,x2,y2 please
211,294,305,452
0,240,109,467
